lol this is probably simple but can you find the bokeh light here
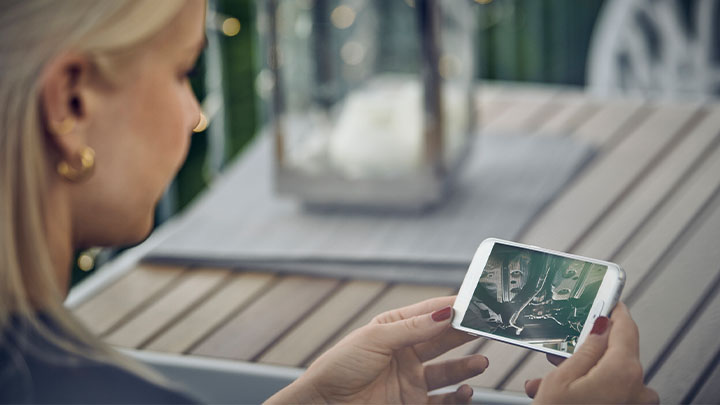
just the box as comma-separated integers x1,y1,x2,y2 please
331,5,356,29
222,17,241,36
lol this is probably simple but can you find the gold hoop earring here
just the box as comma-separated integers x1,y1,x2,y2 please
57,146,95,182
193,111,208,133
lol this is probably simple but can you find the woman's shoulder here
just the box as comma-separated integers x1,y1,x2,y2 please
1,350,198,404
0,317,198,404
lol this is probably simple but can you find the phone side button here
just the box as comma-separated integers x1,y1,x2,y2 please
589,299,605,320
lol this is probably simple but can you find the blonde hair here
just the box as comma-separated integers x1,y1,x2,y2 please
0,0,189,389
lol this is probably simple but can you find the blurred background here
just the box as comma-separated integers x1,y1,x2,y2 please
71,0,720,284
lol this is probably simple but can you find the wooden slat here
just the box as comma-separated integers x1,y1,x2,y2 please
467,340,529,391
632,197,720,402
617,139,720,293
143,272,275,353
630,196,720,369
104,268,229,348
692,354,720,404
502,135,720,391
258,280,386,366
537,96,599,135
478,92,524,128
426,339,485,368
571,99,646,147
500,351,544,391
576,107,720,260
521,104,700,252
304,284,455,366
73,264,184,335
648,274,720,404
478,98,516,126
481,88,557,133
477,84,519,127
192,276,340,361
477,84,503,100
522,98,568,130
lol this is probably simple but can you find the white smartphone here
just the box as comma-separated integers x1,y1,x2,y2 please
452,238,625,358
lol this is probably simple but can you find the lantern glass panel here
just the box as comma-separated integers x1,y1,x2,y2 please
259,0,476,208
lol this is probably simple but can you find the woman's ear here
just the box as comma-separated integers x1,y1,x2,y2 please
39,52,96,163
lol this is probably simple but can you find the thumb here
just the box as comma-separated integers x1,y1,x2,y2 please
525,378,542,398
371,306,453,351
553,316,611,382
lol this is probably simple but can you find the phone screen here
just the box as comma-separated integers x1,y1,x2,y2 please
460,242,608,354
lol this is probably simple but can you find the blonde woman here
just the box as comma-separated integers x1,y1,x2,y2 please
0,0,658,403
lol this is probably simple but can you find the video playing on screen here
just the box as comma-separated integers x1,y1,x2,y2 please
461,243,607,354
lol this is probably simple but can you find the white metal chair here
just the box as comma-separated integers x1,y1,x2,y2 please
587,0,720,99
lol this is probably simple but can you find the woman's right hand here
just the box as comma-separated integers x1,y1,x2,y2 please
524,302,659,404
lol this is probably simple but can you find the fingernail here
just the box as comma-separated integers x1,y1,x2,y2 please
472,355,489,372
524,380,530,389
457,384,473,398
590,316,610,335
431,306,452,322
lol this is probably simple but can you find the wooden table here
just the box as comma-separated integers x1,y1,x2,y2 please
68,84,720,404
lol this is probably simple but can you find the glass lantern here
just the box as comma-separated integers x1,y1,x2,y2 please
257,0,477,210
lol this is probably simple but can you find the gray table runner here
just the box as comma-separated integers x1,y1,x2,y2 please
146,133,594,285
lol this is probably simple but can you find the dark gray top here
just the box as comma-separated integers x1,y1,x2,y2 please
0,316,198,404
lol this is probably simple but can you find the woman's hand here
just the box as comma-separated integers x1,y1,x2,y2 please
524,302,659,404
266,296,488,404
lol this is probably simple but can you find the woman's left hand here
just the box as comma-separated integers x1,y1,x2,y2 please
266,296,488,404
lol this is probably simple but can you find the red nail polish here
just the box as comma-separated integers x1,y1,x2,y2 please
590,316,609,335
431,306,452,322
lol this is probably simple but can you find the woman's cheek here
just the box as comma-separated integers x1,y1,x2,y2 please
172,86,197,167
174,129,191,172
158,87,192,172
